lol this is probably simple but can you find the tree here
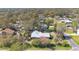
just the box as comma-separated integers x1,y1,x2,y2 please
72,20,78,33
39,38,50,48
45,17,54,26
56,22,66,33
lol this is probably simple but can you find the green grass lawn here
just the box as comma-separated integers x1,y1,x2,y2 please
71,36,79,45
0,47,10,50
27,46,71,50
27,47,51,50
55,46,71,50
27,40,71,50
0,37,71,51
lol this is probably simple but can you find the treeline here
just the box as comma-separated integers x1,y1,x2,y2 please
0,8,79,29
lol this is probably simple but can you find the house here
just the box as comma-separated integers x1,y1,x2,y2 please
31,30,50,38
38,14,45,20
61,18,72,23
2,28,16,35
60,18,72,27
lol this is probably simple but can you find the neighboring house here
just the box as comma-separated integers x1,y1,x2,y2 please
2,28,15,35
60,18,72,27
31,30,50,38
61,19,72,23
38,14,45,20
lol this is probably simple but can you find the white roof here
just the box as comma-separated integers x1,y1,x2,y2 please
31,30,50,38
61,19,72,23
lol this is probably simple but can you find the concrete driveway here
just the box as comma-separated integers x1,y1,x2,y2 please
64,33,79,50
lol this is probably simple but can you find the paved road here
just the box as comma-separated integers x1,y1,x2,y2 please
64,34,79,50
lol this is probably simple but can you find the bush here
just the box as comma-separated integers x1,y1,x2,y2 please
4,36,18,47
10,42,23,51
57,40,63,46
23,43,31,49
0,35,18,48
64,43,70,47
39,38,50,48
47,40,56,50
10,42,31,51
0,42,5,48
57,42,62,46
32,39,40,47
63,40,70,47
32,39,51,48
0,38,11,48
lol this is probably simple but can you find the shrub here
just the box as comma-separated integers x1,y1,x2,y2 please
0,42,4,48
0,35,18,48
47,40,56,50
5,36,18,47
10,42,31,51
64,43,70,47
10,42,23,51
57,40,63,46
32,39,40,47
57,42,62,46
50,40,55,44
9,36,18,44
32,38,51,48
63,40,70,47
39,38,50,48
0,37,11,48
22,43,31,49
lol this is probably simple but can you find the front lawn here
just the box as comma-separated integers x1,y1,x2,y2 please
27,39,71,50
55,40,71,50
71,36,79,45
0,37,72,51
27,47,51,50
55,46,71,50
27,45,71,50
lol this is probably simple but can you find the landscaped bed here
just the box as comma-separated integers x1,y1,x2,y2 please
27,39,71,50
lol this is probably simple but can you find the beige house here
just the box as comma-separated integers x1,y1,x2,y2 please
2,28,15,35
